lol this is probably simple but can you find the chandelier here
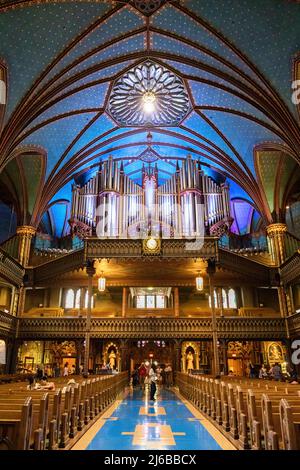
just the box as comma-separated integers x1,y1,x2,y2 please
196,272,204,291
98,272,106,292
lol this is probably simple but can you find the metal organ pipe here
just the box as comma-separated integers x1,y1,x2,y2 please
70,156,230,239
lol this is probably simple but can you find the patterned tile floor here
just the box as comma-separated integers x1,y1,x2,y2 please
85,388,224,450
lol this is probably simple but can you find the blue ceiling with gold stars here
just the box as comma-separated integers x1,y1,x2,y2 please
0,0,300,237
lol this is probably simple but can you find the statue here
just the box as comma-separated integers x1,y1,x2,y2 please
109,350,116,369
186,351,194,373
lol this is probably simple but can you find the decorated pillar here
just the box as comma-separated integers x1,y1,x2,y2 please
83,261,96,377
219,339,228,375
16,225,36,267
217,287,224,316
174,339,182,372
174,287,180,317
266,223,287,265
5,338,14,374
8,339,22,373
79,287,85,316
75,339,83,374
119,339,129,372
17,286,26,316
277,286,287,317
207,259,220,376
122,287,127,317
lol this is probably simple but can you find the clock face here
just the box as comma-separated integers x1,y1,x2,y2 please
146,238,157,250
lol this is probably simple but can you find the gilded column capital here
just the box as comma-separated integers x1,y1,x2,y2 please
266,223,287,236
16,225,36,237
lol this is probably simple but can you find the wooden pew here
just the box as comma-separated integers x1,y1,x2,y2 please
280,398,300,450
0,372,128,450
0,397,33,450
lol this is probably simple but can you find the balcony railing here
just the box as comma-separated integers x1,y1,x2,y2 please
17,316,286,340
0,310,18,337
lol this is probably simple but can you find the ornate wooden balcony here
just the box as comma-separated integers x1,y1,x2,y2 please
0,247,24,286
23,239,278,285
280,251,300,284
17,316,286,340
287,312,300,337
0,310,17,338
84,237,219,260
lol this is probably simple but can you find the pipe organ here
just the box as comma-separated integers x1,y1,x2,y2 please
70,156,231,239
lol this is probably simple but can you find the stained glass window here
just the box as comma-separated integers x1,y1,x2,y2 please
65,289,74,308
228,289,237,308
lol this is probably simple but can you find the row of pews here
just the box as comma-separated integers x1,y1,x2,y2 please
176,373,300,450
0,372,128,450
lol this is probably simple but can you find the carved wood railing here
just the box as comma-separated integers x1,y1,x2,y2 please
17,316,286,340
0,310,17,337
287,312,300,337
238,307,280,317
280,251,300,284
218,248,275,283
216,317,285,339
27,248,85,283
0,247,24,286
23,239,282,285
84,238,219,260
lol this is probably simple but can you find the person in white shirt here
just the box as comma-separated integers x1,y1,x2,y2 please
149,366,157,401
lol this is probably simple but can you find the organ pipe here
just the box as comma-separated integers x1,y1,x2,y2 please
70,157,231,238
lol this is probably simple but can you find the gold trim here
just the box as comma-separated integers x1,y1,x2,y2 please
16,225,36,236
266,223,287,235
142,237,161,255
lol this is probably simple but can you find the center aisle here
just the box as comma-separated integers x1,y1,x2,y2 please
74,388,235,450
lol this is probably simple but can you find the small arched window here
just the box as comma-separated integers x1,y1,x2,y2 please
84,290,94,309
228,288,237,308
222,288,228,309
65,289,74,308
75,289,81,309
208,290,218,308
0,339,6,365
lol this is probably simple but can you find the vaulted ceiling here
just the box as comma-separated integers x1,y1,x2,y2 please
0,0,300,237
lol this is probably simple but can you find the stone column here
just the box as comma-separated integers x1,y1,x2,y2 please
174,339,182,372
266,223,287,265
207,259,220,376
79,287,85,316
17,286,26,316
119,339,128,372
75,339,83,374
278,286,289,317
286,286,295,316
217,287,224,316
220,339,228,375
174,287,180,317
122,287,127,317
16,225,36,267
8,339,22,373
5,338,14,374
83,261,95,377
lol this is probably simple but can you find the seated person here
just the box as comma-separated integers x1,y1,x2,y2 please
67,378,77,387
27,375,36,390
38,378,56,391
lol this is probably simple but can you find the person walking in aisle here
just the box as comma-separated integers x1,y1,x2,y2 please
149,365,157,401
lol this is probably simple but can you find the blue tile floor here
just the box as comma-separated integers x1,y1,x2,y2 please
86,388,221,450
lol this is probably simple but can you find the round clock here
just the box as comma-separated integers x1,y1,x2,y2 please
146,238,158,251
